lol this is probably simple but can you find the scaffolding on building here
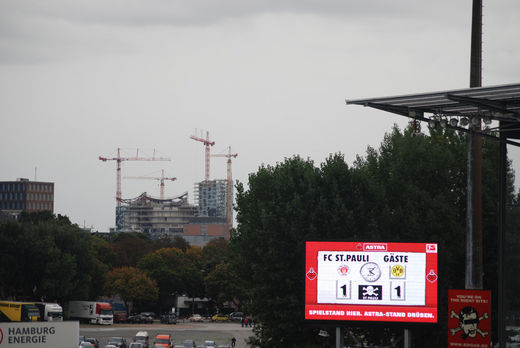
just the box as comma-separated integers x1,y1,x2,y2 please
116,191,197,239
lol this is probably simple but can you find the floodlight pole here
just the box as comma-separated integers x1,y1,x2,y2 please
498,130,507,348
466,0,483,290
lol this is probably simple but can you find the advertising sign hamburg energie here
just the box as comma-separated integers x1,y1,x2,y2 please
305,242,438,323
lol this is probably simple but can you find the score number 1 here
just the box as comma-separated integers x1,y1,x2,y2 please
390,281,406,301
336,280,351,299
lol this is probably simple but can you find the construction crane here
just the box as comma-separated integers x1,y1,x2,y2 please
190,130,215,181
211,146,238,227
124,169,177,200
99,148,171,207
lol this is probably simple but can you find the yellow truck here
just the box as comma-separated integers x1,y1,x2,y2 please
0,300,40,322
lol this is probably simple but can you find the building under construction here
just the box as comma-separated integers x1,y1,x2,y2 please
107,139,234,245
182,179,230,245
116,192,197,240
115,179,231,245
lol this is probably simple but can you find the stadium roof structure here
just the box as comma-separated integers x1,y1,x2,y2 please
346,83,520,145
347,82,518,347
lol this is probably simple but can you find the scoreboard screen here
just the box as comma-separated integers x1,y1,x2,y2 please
305,241,438,324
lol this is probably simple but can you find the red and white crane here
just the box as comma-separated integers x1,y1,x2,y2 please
99,148,171,206
124,169,177,200
190,130,215,181
211,146,238,227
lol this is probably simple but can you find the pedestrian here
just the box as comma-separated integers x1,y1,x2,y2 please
244,316,249,327
231,337,236,348
241,316,244,327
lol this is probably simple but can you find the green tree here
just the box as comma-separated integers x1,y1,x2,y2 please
232,156,323,347
104,266,158,315
204,261,243,309
506,193,520,316
110,232,153,267
138,247,185,312
202,239,229,274
0,212,99,302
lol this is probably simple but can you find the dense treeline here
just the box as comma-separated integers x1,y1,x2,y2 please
230,125,520,348
0,211,242,315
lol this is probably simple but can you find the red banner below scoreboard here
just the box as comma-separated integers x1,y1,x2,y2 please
448,289,491,348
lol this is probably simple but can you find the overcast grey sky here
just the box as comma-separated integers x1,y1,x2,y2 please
1,0,519,231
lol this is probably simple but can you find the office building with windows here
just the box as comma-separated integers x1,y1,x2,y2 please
0,178,54,216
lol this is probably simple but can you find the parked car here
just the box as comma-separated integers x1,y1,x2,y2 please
202,340,216,348
107,336,128,348
79,335,86,346
154,334,173,348
135,330,150,348
188,314,203,322
105,345,118,348
114,312,128,323
126,314,142,324
79,342,95,348
84,337,100,348
227,312,243,321
182,339,196,348
160,313,177,324
141,312,155,323
129,344,144,348
210,314,228,322
127,314,153,324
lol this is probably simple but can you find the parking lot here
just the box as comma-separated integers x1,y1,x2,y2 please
80,321,254,348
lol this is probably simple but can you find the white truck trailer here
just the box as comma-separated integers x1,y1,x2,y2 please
67,300,113,325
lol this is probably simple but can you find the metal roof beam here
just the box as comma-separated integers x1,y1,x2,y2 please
445,93,512,115
366,102,424,119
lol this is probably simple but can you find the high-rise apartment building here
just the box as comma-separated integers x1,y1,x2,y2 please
0,178,54,216
194,179,229,218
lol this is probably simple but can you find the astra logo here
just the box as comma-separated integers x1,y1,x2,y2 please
363,243,387,251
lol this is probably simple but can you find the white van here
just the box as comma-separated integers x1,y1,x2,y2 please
135,331,149,348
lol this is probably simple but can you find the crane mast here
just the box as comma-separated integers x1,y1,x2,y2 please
124,169,177,200
190,130,215,181
211,146,238,227
99,148,171,206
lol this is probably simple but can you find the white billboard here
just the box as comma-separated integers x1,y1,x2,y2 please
0,321,78,348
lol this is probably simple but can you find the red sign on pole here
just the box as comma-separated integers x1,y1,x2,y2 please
448,289,491,348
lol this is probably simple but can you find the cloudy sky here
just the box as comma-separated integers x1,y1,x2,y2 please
1,0,519,231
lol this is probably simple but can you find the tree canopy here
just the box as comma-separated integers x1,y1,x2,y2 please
231,125,516,348
0,213,240,315
0,212,95,301
104,266,158,314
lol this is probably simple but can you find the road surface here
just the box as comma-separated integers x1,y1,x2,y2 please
80,321,254,348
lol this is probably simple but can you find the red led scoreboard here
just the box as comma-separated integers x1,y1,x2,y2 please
305,242,438,324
